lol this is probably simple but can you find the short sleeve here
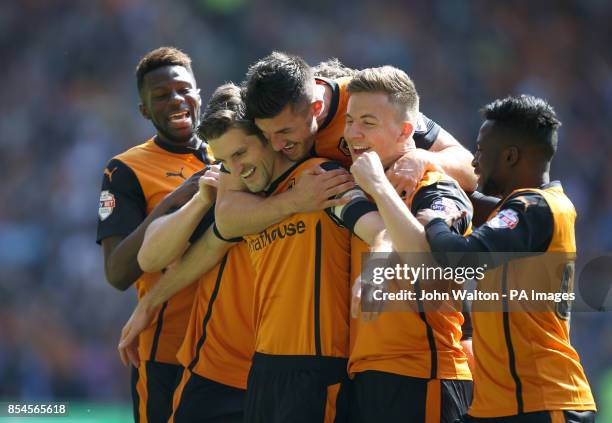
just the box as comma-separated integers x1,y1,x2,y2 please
411,180,473,236
414,113,441,151
469,192,553,253
96,159,146,244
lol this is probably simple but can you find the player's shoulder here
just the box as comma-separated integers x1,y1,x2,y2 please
503,188,551,215
414,171,468,203
491,188,555,233
109,137,156,166
297,157,341,171
101,139,155,188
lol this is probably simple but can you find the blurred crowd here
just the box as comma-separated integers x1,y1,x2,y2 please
1,0,610,413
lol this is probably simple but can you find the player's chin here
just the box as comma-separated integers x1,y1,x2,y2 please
283,147,304,162
168,128,195,143
245,180,264,193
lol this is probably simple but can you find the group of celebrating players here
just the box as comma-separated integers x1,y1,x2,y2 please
96,47,597,423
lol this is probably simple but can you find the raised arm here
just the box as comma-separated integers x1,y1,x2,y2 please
427,128,478,192
386,122,478,199
351,151,431,252
215,164,355,238
118,227,232,367
138,170,217,272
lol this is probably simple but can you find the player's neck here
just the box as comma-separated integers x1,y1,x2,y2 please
503,171,550,197
155,134,200,150
267,154,295,188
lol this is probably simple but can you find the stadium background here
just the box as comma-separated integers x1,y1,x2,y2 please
1,0,611,421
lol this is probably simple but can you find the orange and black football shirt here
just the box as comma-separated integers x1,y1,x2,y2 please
244,157,376,358
426,182,596,417
96,136,213,365
470,182,595,417
176,225,255,389
349,171,473,381
312,77,441,167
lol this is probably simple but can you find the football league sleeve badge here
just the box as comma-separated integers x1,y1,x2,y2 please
98,190,116,221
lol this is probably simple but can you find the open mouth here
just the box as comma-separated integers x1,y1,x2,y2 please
168,110,192,128
351,145,372,154
282,142,296,152
241,166,256,179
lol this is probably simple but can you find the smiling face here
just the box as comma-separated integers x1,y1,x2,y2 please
139,65,201,145
344,91,412,168
254,102,318,162
208,128,277,193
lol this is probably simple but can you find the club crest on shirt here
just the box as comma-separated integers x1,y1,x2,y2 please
99,190,116,221
489,208,519,229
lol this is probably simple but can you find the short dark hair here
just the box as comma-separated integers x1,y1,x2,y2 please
243,51,314,119
480,95,561,159
313,58,357,79
197,83,263,142
347,66,419,121
136,47,194,94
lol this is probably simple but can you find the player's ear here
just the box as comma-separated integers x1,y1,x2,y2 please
311,100,324,118
397,121,414,143
139,103,151,120
504,146,520,166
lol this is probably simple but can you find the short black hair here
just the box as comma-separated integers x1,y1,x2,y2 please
243,51,314,119
197,83,263,142
480,95,561,159
136,46,194,95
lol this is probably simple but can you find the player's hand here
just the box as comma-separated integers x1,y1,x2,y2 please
197,164,220,204
416,208,466,227
167,168,208,208
350,151,387,196
288,165,355,213
386,149,439,201
117,299,155,368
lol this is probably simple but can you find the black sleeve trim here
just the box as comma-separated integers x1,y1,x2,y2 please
337,200,378,233
414,113,441,150
213,222,242,243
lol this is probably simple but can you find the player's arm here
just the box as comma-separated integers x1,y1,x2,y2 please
386,114,478,198
138,170,217,272
469,191,501,227
118,226,232,367
214,163,355,238
421,193,554,268
426,127,478,191
352,152,432,252
97,160,205,291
